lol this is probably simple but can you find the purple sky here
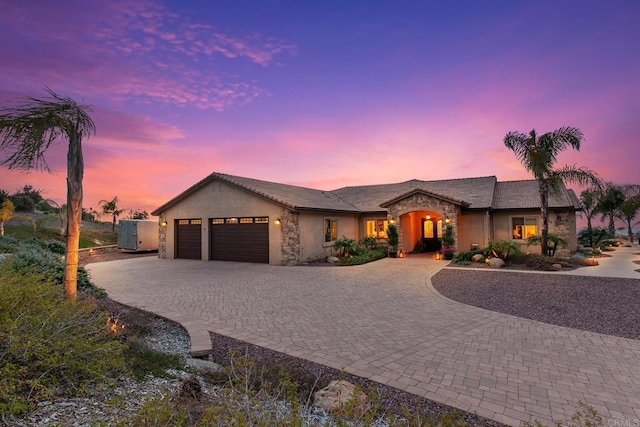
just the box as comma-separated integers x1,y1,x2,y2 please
1,0,638,223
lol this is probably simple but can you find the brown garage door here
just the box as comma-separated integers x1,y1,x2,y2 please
210,217,269,263
175,219,202,259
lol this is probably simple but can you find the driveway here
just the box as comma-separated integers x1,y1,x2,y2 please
87,255,640,426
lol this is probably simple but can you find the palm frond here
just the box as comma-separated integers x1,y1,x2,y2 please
0,88,95,171
552,164,601,188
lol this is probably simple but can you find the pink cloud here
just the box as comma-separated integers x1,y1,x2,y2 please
0,0,295,110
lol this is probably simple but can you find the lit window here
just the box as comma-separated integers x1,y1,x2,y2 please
255,217,269,224
512,217,538,240
324,219,338,243
211,219,224,225
240,218,253,224
226,218,238,224
365,220,388,238
191,219,202,225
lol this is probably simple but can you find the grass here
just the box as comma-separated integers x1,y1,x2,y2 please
4,221,117,247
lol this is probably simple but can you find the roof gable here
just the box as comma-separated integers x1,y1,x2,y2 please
151,172,360,216
379,188,470,208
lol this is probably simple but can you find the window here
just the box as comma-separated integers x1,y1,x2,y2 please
512,217,538,240
365,219,388,239
324,219,338,243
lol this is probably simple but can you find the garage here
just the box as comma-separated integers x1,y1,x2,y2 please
210,217,269,263
175,219,202,259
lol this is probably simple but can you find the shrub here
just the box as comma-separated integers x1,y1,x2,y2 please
0,238,105,297
526,233,567,257
341,247,387,265
333,237,359,257
359,236,377,250
0,265,128,415
484,240,521,260
578,227,611,247
452,249,484,264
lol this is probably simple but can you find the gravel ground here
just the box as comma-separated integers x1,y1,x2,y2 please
432,269,640,340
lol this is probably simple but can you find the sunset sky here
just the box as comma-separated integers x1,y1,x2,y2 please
1,1,638,223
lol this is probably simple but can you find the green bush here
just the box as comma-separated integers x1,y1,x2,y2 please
0,237,105,297
333,237,359,256
452,249,484,263
341,247,387,265
484,240,521,260
0,266,128,415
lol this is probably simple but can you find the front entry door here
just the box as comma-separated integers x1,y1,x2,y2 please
421,219,442,252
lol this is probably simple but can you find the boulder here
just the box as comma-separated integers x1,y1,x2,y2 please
314,380,369,416
487,257,505,269
550,263,563,271
471,253,485,263
327,256,340,264
571,252,585,260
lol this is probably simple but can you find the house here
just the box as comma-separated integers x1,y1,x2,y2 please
151,172,580,265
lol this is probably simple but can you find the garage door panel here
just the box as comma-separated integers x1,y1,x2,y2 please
176,219,202,260
210,218,269,263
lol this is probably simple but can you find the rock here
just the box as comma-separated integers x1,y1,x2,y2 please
585,258,599,266
550,263,563,271
327,256,340,264
487,257,505,269
185,357,222,372
314,380,369,416
471,254,485,263
571,253,585,260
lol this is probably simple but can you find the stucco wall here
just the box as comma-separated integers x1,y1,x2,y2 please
492,209,577,255
457,210,489,251
159,179,284,264
298,212,358,262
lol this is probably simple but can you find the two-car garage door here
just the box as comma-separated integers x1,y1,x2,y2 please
175,217,269,263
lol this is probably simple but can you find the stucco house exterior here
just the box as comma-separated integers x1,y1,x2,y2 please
151,172,580,265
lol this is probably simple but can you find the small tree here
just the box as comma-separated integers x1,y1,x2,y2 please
527,233,568,257
578,188,600,247
596,183,626,236
0,88,96,302
504,127,601,256
99,196,124,234
386,223,399,254
0,199,36,237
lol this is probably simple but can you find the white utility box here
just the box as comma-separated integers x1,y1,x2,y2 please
117,219,159,251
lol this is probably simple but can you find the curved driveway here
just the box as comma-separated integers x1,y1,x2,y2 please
88,256,640,426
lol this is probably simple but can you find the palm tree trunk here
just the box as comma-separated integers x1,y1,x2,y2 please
64,131,83,303
539,180,550,256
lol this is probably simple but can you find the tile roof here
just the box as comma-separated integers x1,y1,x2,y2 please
151,172,361,216
152,172,578,216
331,176,497,211
492,180,580,210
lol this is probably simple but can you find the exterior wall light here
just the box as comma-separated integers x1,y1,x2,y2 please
160,221,168,227
389,218,396,225
426,214,431,220
274,218,281,225
445,217,451,224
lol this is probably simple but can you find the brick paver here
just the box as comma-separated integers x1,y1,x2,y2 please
88,256,640,426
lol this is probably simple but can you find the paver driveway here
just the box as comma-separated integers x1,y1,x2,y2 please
88,256,640,426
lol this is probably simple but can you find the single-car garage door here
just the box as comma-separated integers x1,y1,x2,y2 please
210,217,269,263
175,219,202,259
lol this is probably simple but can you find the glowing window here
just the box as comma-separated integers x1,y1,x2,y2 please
191,219,202,225
366,220,388,238
324,219,338,243
255,217,268,224
211,219,224,225
512,217,538,240
226,218,238,224
240,218,253,224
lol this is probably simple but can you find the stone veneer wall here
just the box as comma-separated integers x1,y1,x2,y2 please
386,193,459,252
280,209,300,265
158,213,167,258
550,209,575,256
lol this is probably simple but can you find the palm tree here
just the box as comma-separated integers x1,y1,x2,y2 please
578,188,600,247
617,185,640,242
99,196,125,234
504,127,601,256
0,89,95,302
596,183,625,235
